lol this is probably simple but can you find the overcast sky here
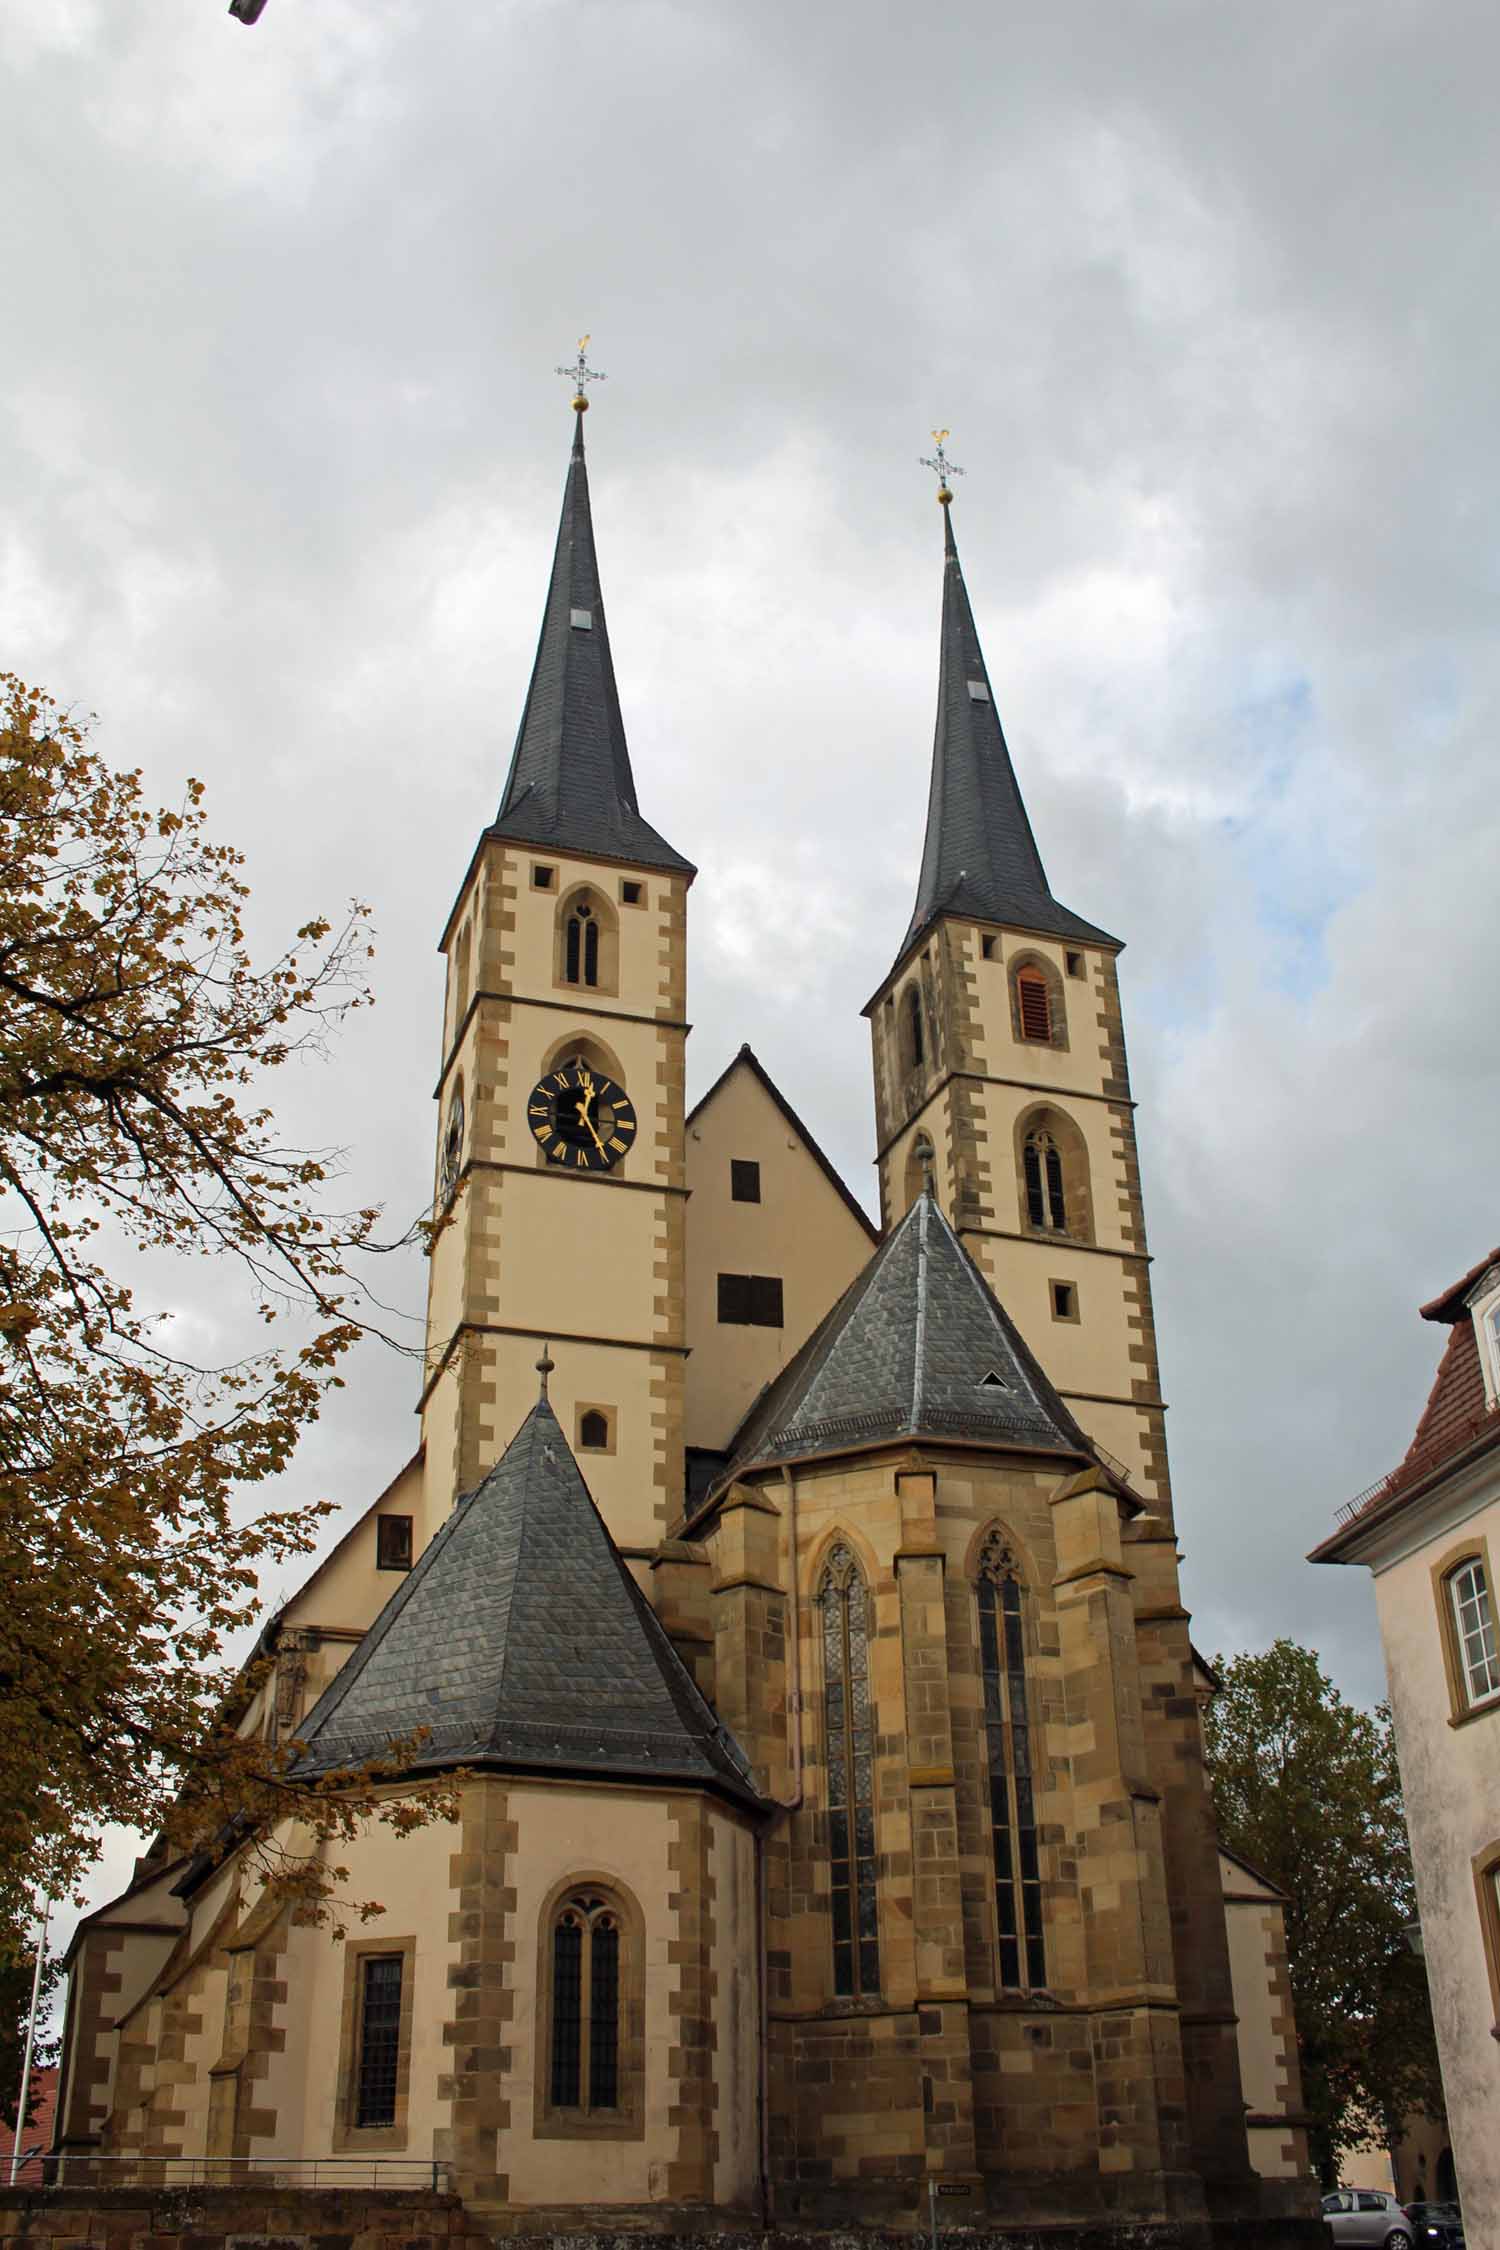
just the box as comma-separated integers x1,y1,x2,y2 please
6,0,1497,1936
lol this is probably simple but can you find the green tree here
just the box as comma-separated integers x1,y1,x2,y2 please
1203,1638,1442,2185
0,673,450,1936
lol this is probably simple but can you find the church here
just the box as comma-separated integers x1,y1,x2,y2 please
53,387,1316,2243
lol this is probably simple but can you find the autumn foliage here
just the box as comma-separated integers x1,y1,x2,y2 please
0,675,447,1942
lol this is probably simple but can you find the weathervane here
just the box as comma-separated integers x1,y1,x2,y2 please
557,335,606,412
920,428,965,505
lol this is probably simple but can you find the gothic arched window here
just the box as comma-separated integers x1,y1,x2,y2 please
1023,1128,1067,1233
549,1890,621,2112
976,1530,1046,1989
902,983,925,1073
565,896,601,989
818,1543,880,1999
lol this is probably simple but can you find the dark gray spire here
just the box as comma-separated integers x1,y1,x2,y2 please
720,1189,1097,1481
492,410,694,876
898,501,1115,962
292,1394,758,1806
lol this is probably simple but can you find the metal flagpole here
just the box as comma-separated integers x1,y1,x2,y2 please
9,1891,52,2186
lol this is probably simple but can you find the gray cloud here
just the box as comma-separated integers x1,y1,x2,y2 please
4,0,1495,1934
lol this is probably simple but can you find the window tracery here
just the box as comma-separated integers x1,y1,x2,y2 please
549,1890,621,2112
976,1530,1046,1989
818,1542,880,1998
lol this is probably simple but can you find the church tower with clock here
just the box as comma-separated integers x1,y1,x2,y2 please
420,380,693,1560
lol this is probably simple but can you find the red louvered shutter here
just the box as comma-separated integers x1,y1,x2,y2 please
1016,970,1051,1042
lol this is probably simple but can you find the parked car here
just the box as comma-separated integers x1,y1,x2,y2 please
1404,2203,1463,2248
1321,2189,1415,2247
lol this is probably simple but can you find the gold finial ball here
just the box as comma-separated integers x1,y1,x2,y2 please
573,393,589,412
937,485,953,505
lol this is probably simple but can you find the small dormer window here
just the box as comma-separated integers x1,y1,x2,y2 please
1472,1277,1500,1406
977,1370,1008,1391
570,608,593,630
967,679,990,702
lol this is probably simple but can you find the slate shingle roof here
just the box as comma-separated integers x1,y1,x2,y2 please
898,504,1116,967
718,1189,1094,1483
492,410,694,876
292,1394,759,1807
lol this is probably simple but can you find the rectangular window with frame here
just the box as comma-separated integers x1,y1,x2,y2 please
376,1514,413,1571
717,1272,783,1327
355,1954,403,2127
1449,1557,1500,1707
730,1159,761,1204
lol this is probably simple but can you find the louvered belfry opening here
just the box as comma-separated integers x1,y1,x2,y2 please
549,1892,621,2113
1016,964,1052,1042
819,1543,881,1999
976,1532,1046,1989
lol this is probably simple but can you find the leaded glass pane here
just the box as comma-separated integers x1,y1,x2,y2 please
819,1545,880,1999
589,1921,619,2109
550,1918,582,2106
978,1562,1045,1991
355,1954,402,2127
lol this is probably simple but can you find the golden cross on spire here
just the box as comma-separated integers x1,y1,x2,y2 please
920,428,965,504
556,334,607,412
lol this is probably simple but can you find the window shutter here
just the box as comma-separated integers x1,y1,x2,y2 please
1016,969,1051,1042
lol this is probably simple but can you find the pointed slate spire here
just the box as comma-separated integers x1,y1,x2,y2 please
492,409,694,875
898,496,1115,962
721,1188,1100,1481
292,1392,758,1805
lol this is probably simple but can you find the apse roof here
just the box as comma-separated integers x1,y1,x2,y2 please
717,1188,1096,1485
291,1392,760,1807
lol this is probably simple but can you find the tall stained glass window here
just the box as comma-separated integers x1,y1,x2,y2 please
549,1892,620,2112
976,1530,1046,1989
818,1542,880,1998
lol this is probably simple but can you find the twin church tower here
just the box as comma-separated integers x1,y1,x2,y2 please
57,386,1311,2246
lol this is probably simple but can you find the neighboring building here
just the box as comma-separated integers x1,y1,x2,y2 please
1312,1250,1500,2235
55,406,1317,2241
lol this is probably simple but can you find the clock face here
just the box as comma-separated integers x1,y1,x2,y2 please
440,1083,464,1199
528,1062,637,1173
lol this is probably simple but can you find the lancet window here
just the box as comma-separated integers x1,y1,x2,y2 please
1023,1128,1067,1232
565,896,601,988
976,1530,1046,1989
549,1890,621,2111
818,1542,880,1999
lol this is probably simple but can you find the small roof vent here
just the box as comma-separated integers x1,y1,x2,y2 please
967,679,990,702
570,607,593,631
977,1369,1008,1390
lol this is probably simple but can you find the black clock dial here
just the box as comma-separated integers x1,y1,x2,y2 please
527,1062,637,1173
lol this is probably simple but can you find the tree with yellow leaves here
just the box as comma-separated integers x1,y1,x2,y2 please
0,673,449,1947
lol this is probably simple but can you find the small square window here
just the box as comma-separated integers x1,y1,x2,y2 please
620,879,644,906
730,1159,761,1203
569,607,593,630
1065,950,1085,978
981,934,999,961
532,864,556,891
967,679,991,702
577,1406,613,1453
1050,1281,1077,1323
717,1272,784,1327
377,1514,414,1571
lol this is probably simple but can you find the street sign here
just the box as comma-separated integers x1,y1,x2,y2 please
934,2185,971,2197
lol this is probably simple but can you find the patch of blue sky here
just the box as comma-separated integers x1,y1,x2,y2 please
1220,671,1364,1001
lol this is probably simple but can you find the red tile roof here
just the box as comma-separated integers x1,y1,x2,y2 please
1404,1320,1489,1469
3,2063,56,2155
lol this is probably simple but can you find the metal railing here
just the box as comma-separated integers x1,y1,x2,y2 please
1334,1397,1500,1528
7,2153,450,2194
